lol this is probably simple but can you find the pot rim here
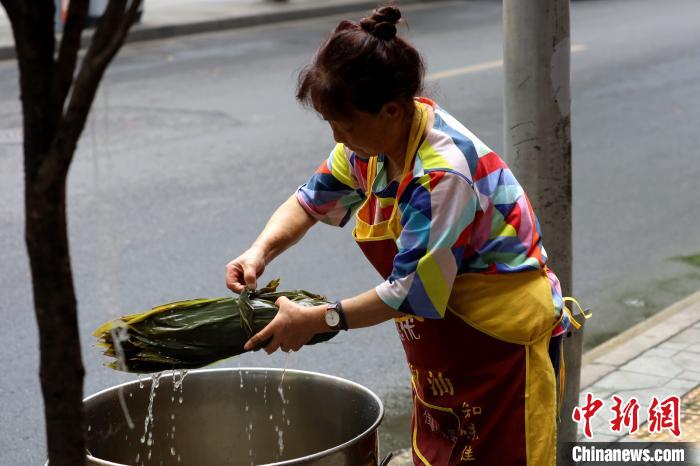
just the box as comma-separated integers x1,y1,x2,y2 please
81,367,385,466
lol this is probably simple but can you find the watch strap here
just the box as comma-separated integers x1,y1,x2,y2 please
332,301,349,331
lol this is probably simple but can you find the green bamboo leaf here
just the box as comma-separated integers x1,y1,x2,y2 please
94,280,337,373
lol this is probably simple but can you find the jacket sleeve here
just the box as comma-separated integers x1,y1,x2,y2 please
296,144,366,227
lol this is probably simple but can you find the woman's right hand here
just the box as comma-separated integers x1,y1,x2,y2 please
226,246,267,294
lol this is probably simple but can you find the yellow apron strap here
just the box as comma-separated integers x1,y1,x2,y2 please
404,101,428,167
369,101,427,189
556,297,593,420
367,155,377,190
562,296,593,330
365,101,427,215
558,337,565,420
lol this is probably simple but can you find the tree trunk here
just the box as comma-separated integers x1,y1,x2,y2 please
26,183,86,466
1,0,141,463
8,2,85,466
6,2,87,464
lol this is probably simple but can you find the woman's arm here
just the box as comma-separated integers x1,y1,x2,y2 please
226,194,317,293
243,288,403,353
339,288,405,329
251,194,317,263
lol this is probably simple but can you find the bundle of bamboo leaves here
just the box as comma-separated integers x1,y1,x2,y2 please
94,279,336,373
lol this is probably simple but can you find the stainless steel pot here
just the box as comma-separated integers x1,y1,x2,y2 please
73,368,384,466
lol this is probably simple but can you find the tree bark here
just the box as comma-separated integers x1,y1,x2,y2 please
26,183,85,466
0,0,141,464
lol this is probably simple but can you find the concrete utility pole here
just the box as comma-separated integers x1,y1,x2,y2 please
503,1,583,464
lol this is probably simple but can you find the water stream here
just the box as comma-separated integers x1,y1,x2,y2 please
130,369,189,465
139,372,162,462
170,370,187,463
124,363,298,465
109,327,135,430
275,352,294,459
242,368,255,466
277,351,292,405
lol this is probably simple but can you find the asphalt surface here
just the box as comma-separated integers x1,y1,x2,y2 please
1,0,699,463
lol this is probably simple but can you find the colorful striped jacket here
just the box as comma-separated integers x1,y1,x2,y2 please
297,101,569,336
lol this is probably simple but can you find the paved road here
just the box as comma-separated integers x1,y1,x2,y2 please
1,0,699,462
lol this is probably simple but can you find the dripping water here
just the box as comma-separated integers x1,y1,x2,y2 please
109,327,135,430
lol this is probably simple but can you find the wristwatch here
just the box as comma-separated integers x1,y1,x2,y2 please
325,301,349,331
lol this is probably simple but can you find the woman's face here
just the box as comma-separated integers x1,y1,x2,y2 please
319,102,407,158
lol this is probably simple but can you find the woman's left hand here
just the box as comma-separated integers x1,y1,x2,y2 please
243,297,322,354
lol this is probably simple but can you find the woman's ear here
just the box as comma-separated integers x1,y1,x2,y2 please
380,101,405,121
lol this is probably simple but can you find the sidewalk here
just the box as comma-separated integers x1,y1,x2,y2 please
389,290,700,465
578,289,700,443
0,0,433,60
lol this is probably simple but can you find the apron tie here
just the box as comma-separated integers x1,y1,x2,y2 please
556,297,593,419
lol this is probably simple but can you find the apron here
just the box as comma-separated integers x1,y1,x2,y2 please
352,101,563,465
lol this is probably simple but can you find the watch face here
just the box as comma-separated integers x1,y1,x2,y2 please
325,309,340,327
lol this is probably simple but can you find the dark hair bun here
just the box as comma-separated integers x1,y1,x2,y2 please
297,4,424,116
360,6,402,40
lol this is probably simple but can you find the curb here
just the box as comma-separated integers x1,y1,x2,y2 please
579,288,700,389
582,288,700,366
0,0,436,61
